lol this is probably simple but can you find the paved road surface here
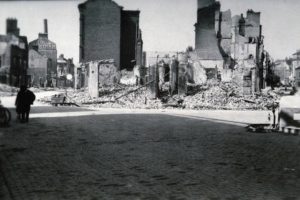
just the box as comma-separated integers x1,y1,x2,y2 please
0,106,299,200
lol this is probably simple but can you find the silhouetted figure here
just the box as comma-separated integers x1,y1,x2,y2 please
15,86,36,122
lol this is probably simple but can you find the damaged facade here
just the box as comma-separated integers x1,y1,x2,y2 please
188,0,266,94
28,19,57,87
56,54,75,88
0,18,28,87
145,0,266,95
78,0,143,71
75,59,119,97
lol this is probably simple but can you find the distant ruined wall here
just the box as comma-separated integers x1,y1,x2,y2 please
192,1,264,92
191,62,207,84
88,61,99,98
76,59,119,90
98,61,119,86
195,2,222,60
232,59,257,95
218,10,232,57
219,10,232,39
121,11,140,70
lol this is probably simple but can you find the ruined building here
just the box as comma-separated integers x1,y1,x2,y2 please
189,0,265,94
28,19,57,87
0,18,28,87
78,0,143,71
56,54,75,88
194,0,223,66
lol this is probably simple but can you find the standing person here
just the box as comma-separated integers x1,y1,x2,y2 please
15,85,36,122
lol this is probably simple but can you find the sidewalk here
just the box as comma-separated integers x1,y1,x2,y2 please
1,91,273,126
86,107,273,125
21,107,272,127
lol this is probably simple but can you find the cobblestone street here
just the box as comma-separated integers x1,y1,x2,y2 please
0,106,300,200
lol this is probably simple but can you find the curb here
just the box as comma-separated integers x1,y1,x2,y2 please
279,127,300,136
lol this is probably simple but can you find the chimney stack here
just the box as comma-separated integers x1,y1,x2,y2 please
6,18,20,36
44,19,48,35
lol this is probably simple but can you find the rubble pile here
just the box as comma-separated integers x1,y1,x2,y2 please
119,70,136,85
0,83,18,96
182,82,280,110
38,82,280,111
29,87,53,93
66,85,164,109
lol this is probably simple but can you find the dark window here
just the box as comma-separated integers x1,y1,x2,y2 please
248,37,257,44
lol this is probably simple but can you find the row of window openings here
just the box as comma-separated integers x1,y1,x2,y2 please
0,57,27,68
13,58,26,66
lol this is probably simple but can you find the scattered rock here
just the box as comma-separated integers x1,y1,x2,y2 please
37,81,280,110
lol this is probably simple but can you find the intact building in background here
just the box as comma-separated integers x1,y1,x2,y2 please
0,18,28,87
78,0,143,71
273,60,291,85
28,19,57,87
291,50,300,87
27,49,49,87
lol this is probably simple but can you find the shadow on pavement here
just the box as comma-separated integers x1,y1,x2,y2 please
0,111,300,199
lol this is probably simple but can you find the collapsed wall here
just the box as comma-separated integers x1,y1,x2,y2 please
195,0,223,61
192,0,265,94
75,59,120,97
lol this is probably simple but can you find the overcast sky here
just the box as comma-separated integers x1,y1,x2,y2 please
0,0,299,63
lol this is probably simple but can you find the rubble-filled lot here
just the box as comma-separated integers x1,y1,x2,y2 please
0,83,18,97
38,82,281,111
65,85,163,109
182,83,280,110
0,84,54,98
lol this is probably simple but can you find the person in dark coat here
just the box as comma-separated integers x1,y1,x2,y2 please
15,85,36,122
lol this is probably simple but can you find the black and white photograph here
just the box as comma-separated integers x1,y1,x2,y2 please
0,0,300,199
